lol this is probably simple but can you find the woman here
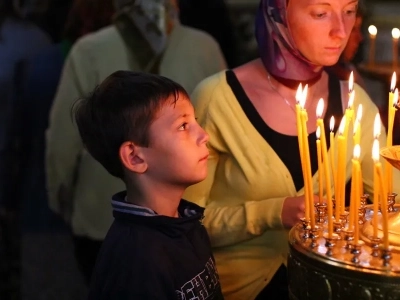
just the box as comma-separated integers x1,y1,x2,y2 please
183,0,400,299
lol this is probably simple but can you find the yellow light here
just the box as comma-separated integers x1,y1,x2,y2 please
373,113,381,138
356,104,363,121
295,83,303,104
392,28,400,39
316,98,324,118
353,144,360,160
330,116,335,131
391,72,397,92
372,139,380,162
394,88,399,107
349,71,354,92
348,90,355,109
368,25,377,36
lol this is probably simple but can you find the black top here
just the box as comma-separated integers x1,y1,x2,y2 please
88,191,224,300
226,70,343,192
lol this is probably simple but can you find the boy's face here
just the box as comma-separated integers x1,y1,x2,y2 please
142,94,209,187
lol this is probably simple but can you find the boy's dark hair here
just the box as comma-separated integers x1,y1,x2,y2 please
72,70,189,179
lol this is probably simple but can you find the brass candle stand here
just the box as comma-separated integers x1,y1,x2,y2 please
288,147,400,300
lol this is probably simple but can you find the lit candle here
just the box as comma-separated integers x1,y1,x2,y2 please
352,145,361,243
386,72,398,194
316,127,324,205
299,85,315,228
344,73,355,144
353,104,363,146
392,28,400,70
323,127,334,238
329,116,336,188
368,25,378,67
335,116,346,221
295,84,309,222
372,113,381,238
373,139,389,249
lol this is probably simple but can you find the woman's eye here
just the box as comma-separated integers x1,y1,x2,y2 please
312,12,327,19
178,123,188,130
344,9,356,16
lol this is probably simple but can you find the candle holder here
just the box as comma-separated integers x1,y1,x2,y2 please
370,236,381,257
315,203,327,224
333,220,342,237
387,193,397,213
381,247,392,267
350,241,363,264
324,233,338,257
300,217,311,239
344,230,354,250
310,226,320,249
340,211,349,229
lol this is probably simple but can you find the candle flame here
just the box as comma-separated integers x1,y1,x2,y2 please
316,98,324,118
395,88,399,108
316,126,321,139
391,72,397,92
372,139,380,162
330,116,335,131
373,113,381,138
349,71,354,92
295,83,303,104
392,28,400,39
356,104,363,121
300,84,308,108
353,119,359,135
348,90,355,109
353,144,360,160
338,116,346,135
368,25,377,36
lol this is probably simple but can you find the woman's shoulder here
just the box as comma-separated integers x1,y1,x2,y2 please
191,70,229,107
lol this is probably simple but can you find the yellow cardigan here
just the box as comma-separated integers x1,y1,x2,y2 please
183,70,400,300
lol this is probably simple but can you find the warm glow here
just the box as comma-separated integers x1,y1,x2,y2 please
316,126,321,139
348,90,355,109
392,28,400,39
353,144,361,160
356,104,363,121
394,88,399,107
349,71,354,92
372,139,380,162
330,116,335,131
353,119,359,135
391,72,397,92
295,83,303,104
316,98,324,118
368,25,377,36
338,116,346,135
373,113,381,138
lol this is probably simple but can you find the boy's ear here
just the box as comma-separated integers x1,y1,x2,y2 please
119,141,148,174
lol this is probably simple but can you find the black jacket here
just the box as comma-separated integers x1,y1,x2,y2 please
88,191,224,300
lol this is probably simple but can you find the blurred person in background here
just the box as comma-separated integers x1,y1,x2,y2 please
15,0,115,234
0,0,50,298
46,0,226,285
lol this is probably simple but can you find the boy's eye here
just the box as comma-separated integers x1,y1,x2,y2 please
178,122,188,130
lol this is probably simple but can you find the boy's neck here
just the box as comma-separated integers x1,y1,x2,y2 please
125,180,184,218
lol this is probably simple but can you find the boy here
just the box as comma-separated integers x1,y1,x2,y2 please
72,70,223,299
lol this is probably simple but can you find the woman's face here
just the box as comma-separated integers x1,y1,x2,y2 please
287,0,358,67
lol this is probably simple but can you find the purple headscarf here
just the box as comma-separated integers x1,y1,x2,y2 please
255,0,323,86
